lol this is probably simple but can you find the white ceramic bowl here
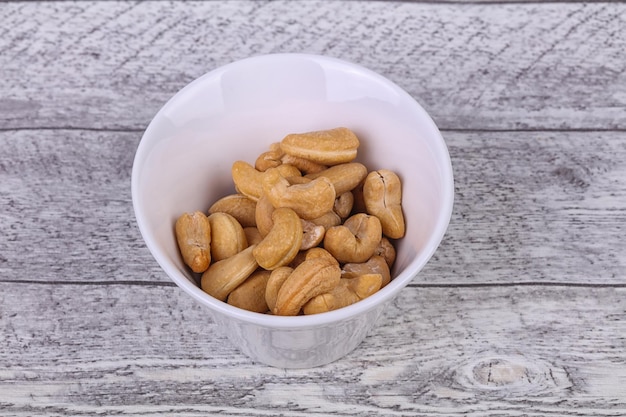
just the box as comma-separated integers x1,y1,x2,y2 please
132,53,454,368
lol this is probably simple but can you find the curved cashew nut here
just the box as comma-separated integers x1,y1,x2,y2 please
175,211,212,273
281,153,327,175
374,237,396,268
262,167,336,220
363,169,405,239
201,245,258,301
265,266,293,313
274,257,341,316
306,162,367,196
280,127,360,165
227,270,271,313
300,219,325,250
334,191,354,220
342,255,391,287
232,161,265,201
255,142,284,171
208,194,257,228
254,194,275,237
253,207,303,270
207,212,248,262
302,273,383,315
323,213,382,263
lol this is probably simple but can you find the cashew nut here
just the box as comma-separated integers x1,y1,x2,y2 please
305,162,367,196
232,161,265,201
208,194,257,228
254,194,275,237
374,237,396,268
201,245,258,301
227,269,271,313
323,213,382,263
342,255,391,287
265,266,293,313
274,257,341,316
243,226,263,246
175,211,212,273
300,219,325,250
255,142,284,171
333,191,354,220
253,207,303,270
281,153,328,175
262,167,336,220
280,127,360,166
207,212,248,262
363,169,405,239
302,273,383,315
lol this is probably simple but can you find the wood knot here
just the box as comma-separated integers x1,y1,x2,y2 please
472,358,529,387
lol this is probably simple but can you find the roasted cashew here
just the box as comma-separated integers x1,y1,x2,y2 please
280,127,360,166
232,161,265,201
262,167,336,220
333,191,354,220
201,245,258,301
265,266,293,313
323,213,382,263
208,193,257,228
253,207,303,270
207,212,248,262
374,237,396,268
175,211,212,273
342,255,391,287
255,142,284,171
308,211,342,230
227,270,271,313
254,194,275,237
243,226,263,246
302,273,382,315
274,257,341,316
281,154,328,175
300,219,325,250
305,162,367,196
363,169,405,239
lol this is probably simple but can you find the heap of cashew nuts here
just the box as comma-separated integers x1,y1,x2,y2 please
175,127,405,316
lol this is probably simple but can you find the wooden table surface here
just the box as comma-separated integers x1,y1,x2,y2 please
1,1,625,415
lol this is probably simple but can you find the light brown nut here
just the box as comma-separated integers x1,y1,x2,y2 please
306,162,367,195
363,169,405,239
302,274,382,315
274,257,341,316
208,212,248,262
342,255,391,287
276,163,302,179
308,211,342,230
324,213,382,263
175,211,211,273
255,142,284,171
280,127,360,166
201,245,258,301
286,175,312,185
265,266,293,313
281,154,328,175
304,247,340,267
262,167,336,220
232,161,265,201
300,219,325,250
253,207,303,270
243,227,263,246
208,194,257,228
374,237,396,268
351,180,367,214
333,191,354,220
227,270,271,313
254,194,275,237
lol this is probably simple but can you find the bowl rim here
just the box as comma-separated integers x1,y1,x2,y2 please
132,53,454,329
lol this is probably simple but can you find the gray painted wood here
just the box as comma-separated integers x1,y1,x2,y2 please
0,2,625,131
1,283,625,416
1,1,625,415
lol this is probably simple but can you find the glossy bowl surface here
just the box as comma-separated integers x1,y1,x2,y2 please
132,53,454,368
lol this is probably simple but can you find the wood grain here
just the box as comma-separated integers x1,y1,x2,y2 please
0,282,624,415
0,2,624,131
2,129,625,284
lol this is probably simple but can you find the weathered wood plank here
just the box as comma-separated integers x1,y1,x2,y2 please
2,129,625,284
0,282,624,415
0,2,624,131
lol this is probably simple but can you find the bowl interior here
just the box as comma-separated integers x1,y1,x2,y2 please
132,54,454,325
